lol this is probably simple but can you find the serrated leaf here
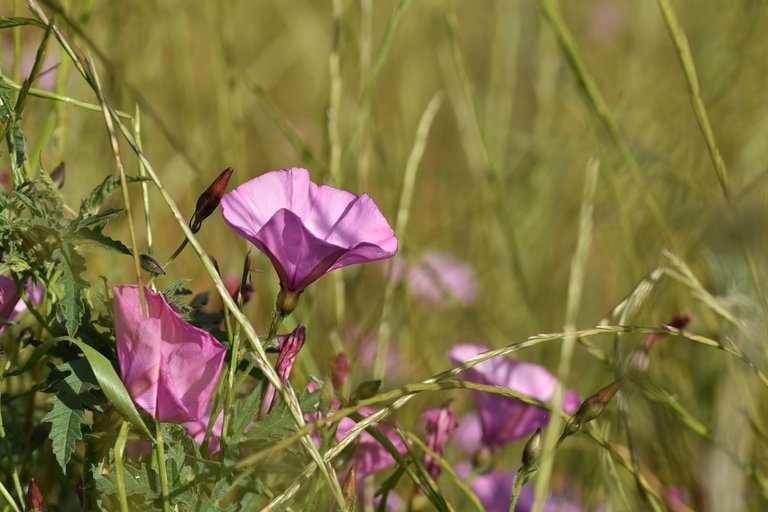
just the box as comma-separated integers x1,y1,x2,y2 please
67,227,131,255
228,381,264,443
73,340,153,441
41,359,99,470
0,78,27,169
245,390,320,443
54,244,87,336
73,207,123,229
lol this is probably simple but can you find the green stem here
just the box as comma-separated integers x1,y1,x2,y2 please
0,355,24,508
114,422,130,512
509,470,525,512
154,417,171,512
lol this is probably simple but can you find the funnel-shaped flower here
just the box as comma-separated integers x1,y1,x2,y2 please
113,285,227,423
1,276,44,335
221,168,397,294
449,344,580,448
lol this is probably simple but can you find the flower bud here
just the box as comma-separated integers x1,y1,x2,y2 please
562,380,623,439
342,464,357,509
331,352,350,391
189,167,234,233
350,380,381,404
521,428,543,473
139,253,165,275
26,479,45,512
260,325,306,417
50,162,65,189
423,403,457,480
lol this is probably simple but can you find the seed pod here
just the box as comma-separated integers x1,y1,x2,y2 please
521,428,543,473
139,253,165,275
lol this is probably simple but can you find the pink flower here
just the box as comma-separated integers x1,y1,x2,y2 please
0,276,43,335
306,393,408,478
406,252,476,306
113,285,227,423
448,344,580,449
221,168,397,294
186,406,224,455
422,403,457,480
260,325,306,417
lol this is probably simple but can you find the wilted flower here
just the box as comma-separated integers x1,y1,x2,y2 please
423,402,457,480
113,285,227,423
448,344,580,449
260,325,306,417
186,406,224,455
0,276,44,335
221,168,397,300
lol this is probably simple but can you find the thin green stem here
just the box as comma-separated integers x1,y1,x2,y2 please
133,108,154,260
0,355,24,508
533,159,598,510
374,92,443,379
509,470,524,512
154,418,171,512
113,422,130,512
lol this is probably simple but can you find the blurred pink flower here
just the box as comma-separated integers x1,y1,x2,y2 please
2,44,58,91
306,394,408,478
406,251,476,306
449,344,580,448
452,412,484,454
113,285,227,423
221,168,397,294
422,403,457,480
588,1,626,42
357,332,399,374
186,406,224,455
456,463,582,512
0,276,43,335
260,325,306,417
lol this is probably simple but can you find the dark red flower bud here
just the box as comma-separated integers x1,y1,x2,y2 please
189,167,234,233
562,380,624,439
50,162,65,189
26,479,46,511
331,352,350,391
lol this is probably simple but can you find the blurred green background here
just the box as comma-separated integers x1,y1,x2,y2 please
3,0,768,509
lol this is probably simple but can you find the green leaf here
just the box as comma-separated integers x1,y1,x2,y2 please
73,340,153,441
0,77,27,169
41,359,99,471
67,227,131,255
227,381,264,443
53,244,87,336
0,16,47,29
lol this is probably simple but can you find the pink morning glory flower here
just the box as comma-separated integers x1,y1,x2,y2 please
113,285,227,423
186,406,224,455
221,168,397,296
454,463,583,512
0,276,43,335
449,344,580,449
305,390,408,479
406,251,477,306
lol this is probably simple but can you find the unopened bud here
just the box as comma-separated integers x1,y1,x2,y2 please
521,428,543,473
563,380,624,439
259,326,306,417
331,352,350,391
26,479,45,511
189,167,234,233
139,253,165,275
50,162,65,189
342,465,357,509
